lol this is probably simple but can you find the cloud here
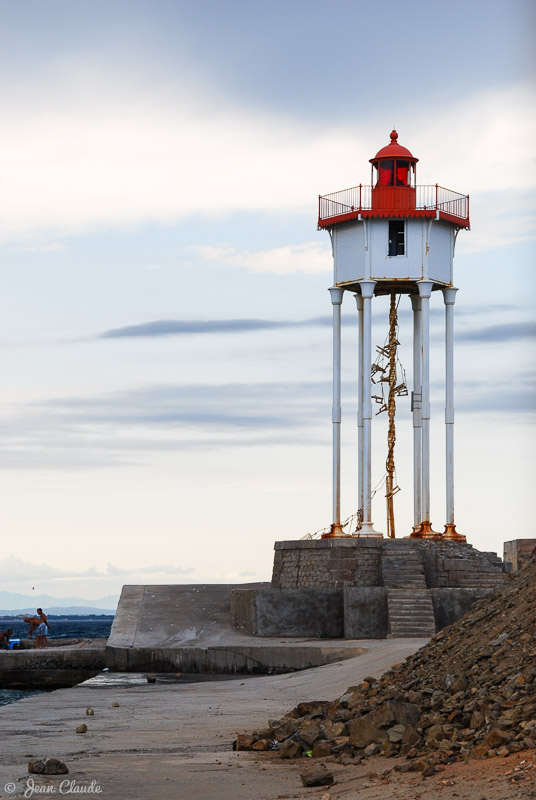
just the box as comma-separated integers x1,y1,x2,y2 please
41,382,330,429
98,307,531,342
193,242,332,275
99,316,338,339
100,318,303,339
0,555,194,584
455,321,536,344
0,381,332,469
0,61,533,245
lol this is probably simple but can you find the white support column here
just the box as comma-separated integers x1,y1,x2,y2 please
354,293,364,524
417,280,433,527
324,286,345,538
357,280,383,537
410,293,422,529
441,287,465,540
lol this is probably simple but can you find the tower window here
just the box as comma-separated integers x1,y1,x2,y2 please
395,160,409,186
379,160,394,186
388,221,405,256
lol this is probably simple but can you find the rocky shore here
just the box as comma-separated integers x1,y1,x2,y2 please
237,559,536,775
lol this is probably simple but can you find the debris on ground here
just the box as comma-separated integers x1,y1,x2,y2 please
236,559,536,773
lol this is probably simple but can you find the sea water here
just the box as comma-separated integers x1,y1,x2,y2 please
0,688,43,707
0,615,114,641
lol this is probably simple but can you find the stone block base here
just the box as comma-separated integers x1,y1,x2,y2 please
230,586,494,640
503,539,536,573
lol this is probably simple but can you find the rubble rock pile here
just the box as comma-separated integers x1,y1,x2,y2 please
236,559,535,770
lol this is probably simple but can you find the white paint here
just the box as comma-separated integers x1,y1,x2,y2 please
357,280,383,537
333,225,365,283
329,287,345,530
355,293,364,519
417,280,433,522
332,218,454,287
411,293,423,528
443,286,458,526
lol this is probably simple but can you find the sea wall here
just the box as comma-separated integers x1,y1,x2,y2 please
0,646,105,689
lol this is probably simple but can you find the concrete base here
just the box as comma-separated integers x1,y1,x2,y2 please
230,588,343,638
272,537,507,589
230,537,512,640
430,587,497,630
344,587,388,638
106,583,366,674
106,642,366,674
231,585,493,640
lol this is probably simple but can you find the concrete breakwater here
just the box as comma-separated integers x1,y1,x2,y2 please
0,641,106,689
0,583,367,688
106,583,367,674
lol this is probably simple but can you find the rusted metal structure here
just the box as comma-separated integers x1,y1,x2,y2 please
319,131,468,541
385,293,400,539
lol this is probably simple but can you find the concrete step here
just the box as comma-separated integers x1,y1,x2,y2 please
382,550,428,588
387,589,436,638
382,565,426,572
384,581,427,589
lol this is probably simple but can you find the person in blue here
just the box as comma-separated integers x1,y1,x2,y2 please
35,608,49,649
0,629,13,649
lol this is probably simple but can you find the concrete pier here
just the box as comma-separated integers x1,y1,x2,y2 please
0,640,106,689
106,583,367,673
0,639,427,800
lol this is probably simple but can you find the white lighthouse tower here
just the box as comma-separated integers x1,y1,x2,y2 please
318,130,469,541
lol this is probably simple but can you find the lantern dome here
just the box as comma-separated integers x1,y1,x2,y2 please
370,130,418,164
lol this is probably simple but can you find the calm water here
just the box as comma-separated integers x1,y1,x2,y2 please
0,614,114,641
0,688,44,707
0,615,114,707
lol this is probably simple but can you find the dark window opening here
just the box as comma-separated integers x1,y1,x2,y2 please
388,221,405,256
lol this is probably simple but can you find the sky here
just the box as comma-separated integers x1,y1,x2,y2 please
0,0,534,605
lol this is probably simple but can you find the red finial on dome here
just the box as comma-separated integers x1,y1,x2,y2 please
370,130,418,164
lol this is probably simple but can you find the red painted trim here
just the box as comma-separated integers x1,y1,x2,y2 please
318,209,470,229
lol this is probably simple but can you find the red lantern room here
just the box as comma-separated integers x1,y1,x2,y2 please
370,129,417,211
318,129,469,229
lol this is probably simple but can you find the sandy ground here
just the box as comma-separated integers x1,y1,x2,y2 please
0,638,534,800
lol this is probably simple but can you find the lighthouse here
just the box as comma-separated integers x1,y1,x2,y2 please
318,130,469,541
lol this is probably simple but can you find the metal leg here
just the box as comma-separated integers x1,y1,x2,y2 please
410,294,422,529
411,280,440,539
323,287,345,538
442,287,465,541
357,280,382,538
354,293,364,528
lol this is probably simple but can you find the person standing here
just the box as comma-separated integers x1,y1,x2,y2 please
35,608,49,649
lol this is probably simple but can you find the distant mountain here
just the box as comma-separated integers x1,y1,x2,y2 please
0,606,116,616
0,591,118,615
